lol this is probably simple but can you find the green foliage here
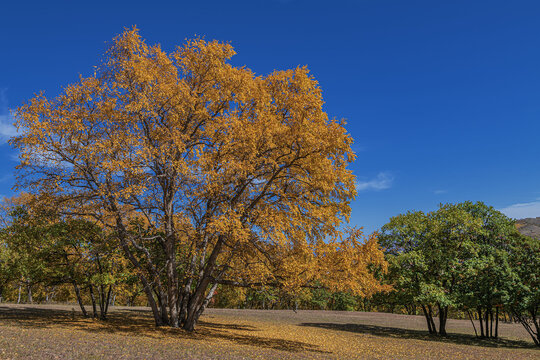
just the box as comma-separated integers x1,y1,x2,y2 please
309,287,332,310
506,235,540,345
329,292,357,311
379,201,540,342
380,205,482,312
0,200,140,314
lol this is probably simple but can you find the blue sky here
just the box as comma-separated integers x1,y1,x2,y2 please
1,0,539,232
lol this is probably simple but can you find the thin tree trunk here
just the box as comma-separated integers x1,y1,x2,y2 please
105,286,112,316
490,308,494,338
478,308,484,337
112,210,163,326
467,310,478,337
46,286,56,304
511,308,539,346
101,285,113,320
485,309,491,338
73,282,88,318
428,305,437,334
99,285,105,318
421,305,435,334
89,285,98,318
166,241,180,327
26,281,32,304
194,282,219,324
495,307,499,338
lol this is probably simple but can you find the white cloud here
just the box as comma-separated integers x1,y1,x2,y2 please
356,172,394,192
350,143,366,153
0,114,17,143
0,89,18,143
499,199,540,220
433,189,447,194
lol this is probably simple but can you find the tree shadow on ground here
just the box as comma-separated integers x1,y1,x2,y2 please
299,322,535,350
0,306,329,354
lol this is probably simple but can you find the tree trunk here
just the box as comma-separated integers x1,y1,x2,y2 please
99,285,105,318
428,305,437,334
529,307,539,346
490,308,494,338
478,308,484,337
159,291,169,325
26,282,33,304
46,286,56,304
112,211,164,326
421,305,436,334
101,285,113,320
166,241,180,327
183,235,224,331
512,308,539,346
467,310,478,337
73,282,88,318
17,284,22,304
438,304,447,336
194,283,218,324
495,307,499,338
89,285,98,318
485,307,490,337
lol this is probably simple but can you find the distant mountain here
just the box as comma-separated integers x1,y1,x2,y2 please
516,217,540,239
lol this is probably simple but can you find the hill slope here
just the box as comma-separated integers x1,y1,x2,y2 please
516,217,540,239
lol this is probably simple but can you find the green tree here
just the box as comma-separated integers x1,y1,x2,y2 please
507,234,540,346
380,205,483,336
456,202,518,339
0,235,16,303
0,196,131,319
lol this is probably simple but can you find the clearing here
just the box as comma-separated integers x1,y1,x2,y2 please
0,304,537,359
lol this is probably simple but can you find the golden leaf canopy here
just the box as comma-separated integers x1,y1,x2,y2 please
12,27,386,308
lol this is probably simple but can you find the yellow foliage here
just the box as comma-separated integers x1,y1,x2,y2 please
11,27,386,327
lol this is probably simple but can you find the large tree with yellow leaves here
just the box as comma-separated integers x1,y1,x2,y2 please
12,28,387,330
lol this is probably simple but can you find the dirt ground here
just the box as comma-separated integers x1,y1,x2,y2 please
0,304,537,359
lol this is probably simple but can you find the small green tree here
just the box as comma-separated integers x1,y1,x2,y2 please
0,196,130,319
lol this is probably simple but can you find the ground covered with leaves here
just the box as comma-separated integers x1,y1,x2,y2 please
0,304,537,359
